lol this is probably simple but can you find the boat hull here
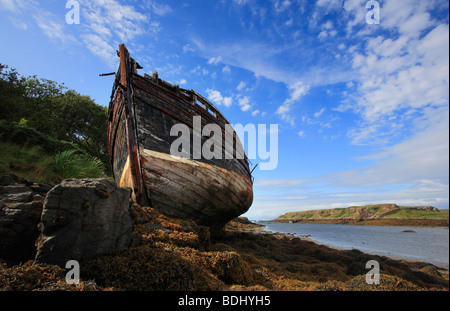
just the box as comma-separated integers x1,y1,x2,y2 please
107,44,254,232
140,149,253,231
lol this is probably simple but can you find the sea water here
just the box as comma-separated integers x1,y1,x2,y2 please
259,222,449,269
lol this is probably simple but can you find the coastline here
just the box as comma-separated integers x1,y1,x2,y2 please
269,218,449,227
1,209,449,291
255,222,449,273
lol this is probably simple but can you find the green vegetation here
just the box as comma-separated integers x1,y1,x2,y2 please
385,209,449,219
53,150,104,180
0,63,110,182
0,142,106,185
276,204,449,222
301,213,314,218
0,141,58,184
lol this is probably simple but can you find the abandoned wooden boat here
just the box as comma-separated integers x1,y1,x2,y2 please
107,44,253,232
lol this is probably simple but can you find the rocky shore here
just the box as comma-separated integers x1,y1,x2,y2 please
1,178,449,291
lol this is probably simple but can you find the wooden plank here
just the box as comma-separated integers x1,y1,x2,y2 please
141,149,252,206
133,91,251,178
139,149,252,226
141,156,242,208
119,44,127,88
141,152,245,212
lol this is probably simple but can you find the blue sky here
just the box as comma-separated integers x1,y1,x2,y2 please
1,0,449,219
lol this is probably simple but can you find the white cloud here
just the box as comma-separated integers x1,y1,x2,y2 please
75,0,152,67
342,1,449,145
238,96,252,111
274,0,291,13
149,1,172,16
9,17,27,30
207,56,222,65
276,81,309,126
81,33,117,68
233,0,248,5
223,97,232,107
0,0,15,10
34,11,76,45
192,65,209,75
314,108,326,118
248,178,449,220
250,114,449,219
206,89,232,107
318,20,337,39
81,0,148,41
236,81,246,91
380,0,436,37
188,36,354,97
285,81,309,102
206,89,223,105
399,12,433,36
343,0,368,32
285,18,293,26
222,65,231,73
0,0,34,11
252,110,260,116
336,108,449,188
182,44,195,53
316,0,342,10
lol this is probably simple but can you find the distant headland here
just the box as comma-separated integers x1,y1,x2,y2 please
271,204,449,227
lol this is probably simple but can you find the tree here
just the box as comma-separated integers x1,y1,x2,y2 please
0,64,27,121
49,90,109,164
0,63,110,170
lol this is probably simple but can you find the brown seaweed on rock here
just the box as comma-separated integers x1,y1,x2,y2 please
1,205,448,291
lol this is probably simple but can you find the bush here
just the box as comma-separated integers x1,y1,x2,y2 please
53,149,105,179
0,119,77,154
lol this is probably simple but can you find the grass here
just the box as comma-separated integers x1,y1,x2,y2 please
0,141,59,184
53,149,105,180
385,209,449,219
275,204,449,222
0,141,106,184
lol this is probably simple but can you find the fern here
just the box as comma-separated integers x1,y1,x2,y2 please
53,149,105,179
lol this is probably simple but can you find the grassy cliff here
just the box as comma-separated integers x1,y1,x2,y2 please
273,204,449,226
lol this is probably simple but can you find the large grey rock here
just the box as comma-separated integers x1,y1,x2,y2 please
0,182,47,263
34,178,133,267
0,201,43,262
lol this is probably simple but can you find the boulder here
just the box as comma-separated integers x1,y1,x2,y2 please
34,178,133,267
0,183,46,263
0,201,43,262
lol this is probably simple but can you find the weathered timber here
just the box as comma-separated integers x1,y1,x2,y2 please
107,44,253,233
